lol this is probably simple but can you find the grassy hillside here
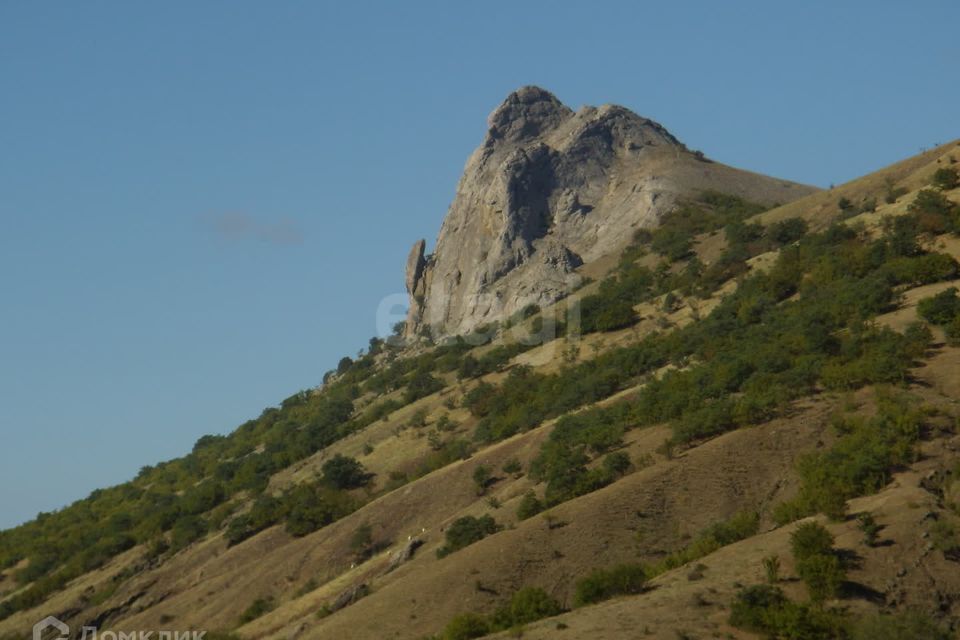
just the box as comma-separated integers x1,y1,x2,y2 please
3,141,960,640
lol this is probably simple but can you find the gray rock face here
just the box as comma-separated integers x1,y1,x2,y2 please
386,537,423,572
405,86,816,340
329,583,369,612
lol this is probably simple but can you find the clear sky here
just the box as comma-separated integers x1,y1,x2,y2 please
1,1,957,530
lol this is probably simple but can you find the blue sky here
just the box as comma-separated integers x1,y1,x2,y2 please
0,1,957,529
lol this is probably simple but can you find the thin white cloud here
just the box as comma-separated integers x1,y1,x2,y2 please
203,212,304,246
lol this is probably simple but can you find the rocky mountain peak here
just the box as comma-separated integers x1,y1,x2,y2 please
403,87,815,341
485,85,573,144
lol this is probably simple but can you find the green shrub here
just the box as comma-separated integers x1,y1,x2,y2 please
472,465,492,495
787,522,846,603
573,563,647,606
728,585,846,638
917,287,960,325
790,522,834,562
283,484,358,537
225,496,282,546
884,214,923,257
180,481,226,515
767,217,809,245
931,167,959,190
516,492,544,521
650,228,694,261
774,392,924,523
882,253,958,286
337,356,354,375
491,587,563,628
655,511,759,573
170,515,207,551
437,515,501,558
796,553,845,603
581,297,637,333
602,451,631,477
908,189,960,230
728,584,789,632
437,587,563,640
947,316,960,346
642,190,767,263
321,454,372,490
239,596,275,624
726,220,764,245
857,512,881,547
404,368,444,404
440,612,491,640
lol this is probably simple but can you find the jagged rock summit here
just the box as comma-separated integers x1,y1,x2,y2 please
404,86,815,340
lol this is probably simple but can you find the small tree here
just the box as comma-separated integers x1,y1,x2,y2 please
909,188,959,220
857,512,881,547
321,455,371,490
170,515,207,551
492,587,563,628
602,451,631,478
790,522,845,604
239,596,276,624
728,584,788,632
918,287,960,325
516,491,544,521
790,522,834,562
180,480,226,515
441,613,490,640
932,167,959,190
404,368,443,404
336,356,354,375
472,465,492,495
768,217,808,245
946,316,960,346
573,564,647,606
437,515,501,558
796,553,845,603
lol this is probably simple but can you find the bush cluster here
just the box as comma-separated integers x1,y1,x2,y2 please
774,391,925,523
437,587,564,640
918,287,960,344
790,522,846,603
436,515,501,558
573,563,648,606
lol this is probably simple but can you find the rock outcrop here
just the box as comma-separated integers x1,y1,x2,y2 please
386,537,423,572
404,86,816,340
